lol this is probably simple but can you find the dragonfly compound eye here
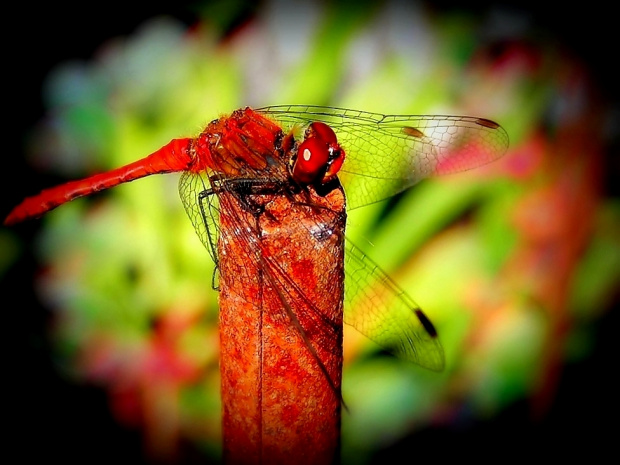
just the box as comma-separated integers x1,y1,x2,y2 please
293,122,346,185
292,137,330,184
307,121,338,145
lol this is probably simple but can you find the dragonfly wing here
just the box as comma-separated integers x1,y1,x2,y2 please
343,237,445,371
179,171,221,275
258,105,509,209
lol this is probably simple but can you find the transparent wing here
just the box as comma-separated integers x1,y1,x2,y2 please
179,171,221,275
258,105,506,369
257,105,509,209
344,238,444,370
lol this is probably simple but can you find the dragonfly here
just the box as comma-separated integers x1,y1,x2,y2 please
5,105,509,374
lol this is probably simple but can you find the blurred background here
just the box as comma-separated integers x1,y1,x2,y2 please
3,0,618,463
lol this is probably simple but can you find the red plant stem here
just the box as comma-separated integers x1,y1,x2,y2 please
218,184,346,465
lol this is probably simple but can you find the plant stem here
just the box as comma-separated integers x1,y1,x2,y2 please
218,184,346,465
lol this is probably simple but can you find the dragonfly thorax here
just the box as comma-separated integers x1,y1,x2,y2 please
192,108,288,179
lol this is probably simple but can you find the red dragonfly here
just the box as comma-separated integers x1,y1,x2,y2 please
5,105,509,372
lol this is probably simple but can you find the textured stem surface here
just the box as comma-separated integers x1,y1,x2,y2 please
218,184,346,465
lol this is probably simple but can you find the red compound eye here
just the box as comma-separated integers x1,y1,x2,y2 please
308,121,338,146
292,137,329,184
